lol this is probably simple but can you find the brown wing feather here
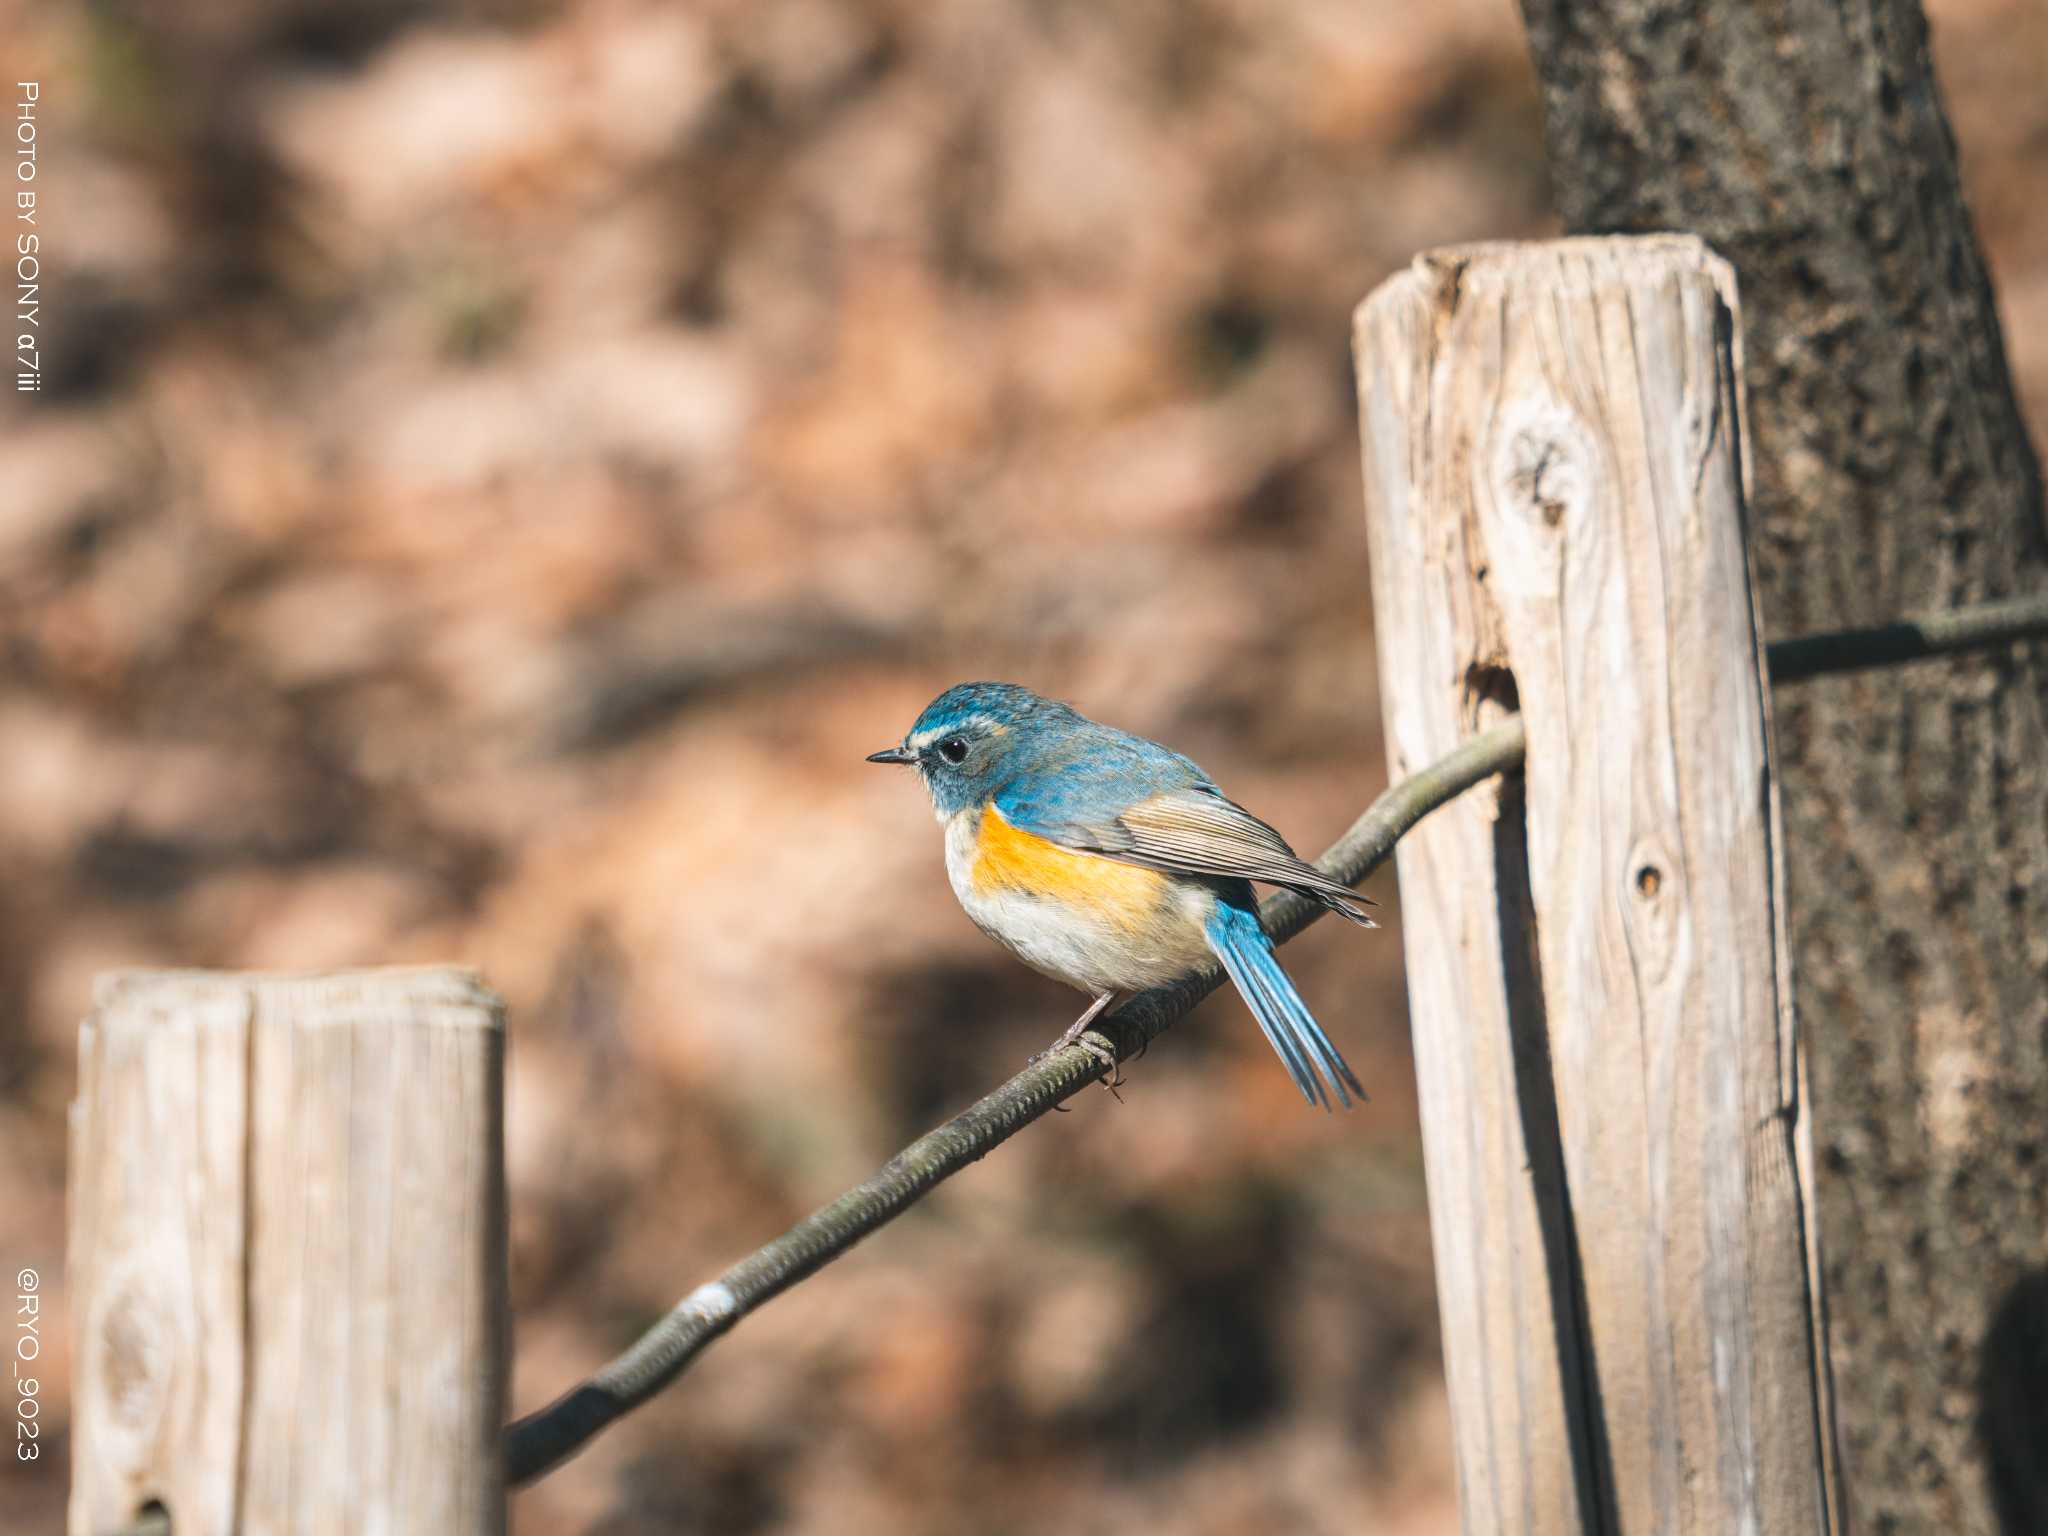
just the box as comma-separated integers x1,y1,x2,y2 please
1070,791,1377,925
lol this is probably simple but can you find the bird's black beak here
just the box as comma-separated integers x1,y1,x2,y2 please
866,746,916,765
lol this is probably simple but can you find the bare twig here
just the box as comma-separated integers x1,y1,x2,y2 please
504,716,1524,1483
1764,590,2048,681
502,587,2048,1486
93,594,2047,1533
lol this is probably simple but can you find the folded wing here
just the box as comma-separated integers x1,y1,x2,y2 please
1035,786,1377,926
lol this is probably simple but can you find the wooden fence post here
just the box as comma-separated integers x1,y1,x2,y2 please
1354,236,1839,1534
68,969,508,1536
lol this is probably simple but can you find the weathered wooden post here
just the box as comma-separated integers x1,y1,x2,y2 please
1354,237,1840,1533
68,969,508,1536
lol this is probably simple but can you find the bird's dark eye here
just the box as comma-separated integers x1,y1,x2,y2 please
938,736,969,764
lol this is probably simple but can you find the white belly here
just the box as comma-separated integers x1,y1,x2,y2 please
942,810,1214,994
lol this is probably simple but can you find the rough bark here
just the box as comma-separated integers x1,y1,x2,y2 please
1512,2,2048,1532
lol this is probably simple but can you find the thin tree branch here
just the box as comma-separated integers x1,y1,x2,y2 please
1764,590,2048,681
495,590,2045,1485
87,588,2048,1533
504,715,1527,1484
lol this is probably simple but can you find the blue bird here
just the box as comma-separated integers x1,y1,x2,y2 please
868,682,1374,1109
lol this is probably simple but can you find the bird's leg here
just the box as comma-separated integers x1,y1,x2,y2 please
1057,989,1118,1045
1033,990,1122,1088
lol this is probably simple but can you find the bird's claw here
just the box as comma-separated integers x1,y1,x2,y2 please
1074,1032,1123,1096
1028,1030,1125,1100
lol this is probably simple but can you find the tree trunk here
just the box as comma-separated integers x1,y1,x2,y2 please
1512,2,2048,1533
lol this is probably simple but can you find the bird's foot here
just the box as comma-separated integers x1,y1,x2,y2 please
1070,1031,1122,1094
1030,991,1125,1097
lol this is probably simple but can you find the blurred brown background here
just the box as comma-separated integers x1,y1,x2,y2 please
3,0,2044,1531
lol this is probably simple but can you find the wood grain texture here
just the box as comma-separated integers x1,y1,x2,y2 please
1514,8,2048,1529
1355,236,1838,1535
69,969,507,1536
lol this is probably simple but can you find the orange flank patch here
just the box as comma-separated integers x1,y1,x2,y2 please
972,803,1166,930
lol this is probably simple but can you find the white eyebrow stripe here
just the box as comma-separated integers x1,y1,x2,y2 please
909,715,998,749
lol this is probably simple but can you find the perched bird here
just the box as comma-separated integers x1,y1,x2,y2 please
867,682,1375,1109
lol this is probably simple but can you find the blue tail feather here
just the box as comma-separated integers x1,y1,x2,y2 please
1234,953,1321,1103
1203,902,1366,1111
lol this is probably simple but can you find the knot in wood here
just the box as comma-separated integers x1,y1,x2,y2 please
1626,839,1677,907
1622,836,1683,984
94,1277,174,1436
1498,409,1594,533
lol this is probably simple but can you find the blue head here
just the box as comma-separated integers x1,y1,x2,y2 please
866,681,1081,817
